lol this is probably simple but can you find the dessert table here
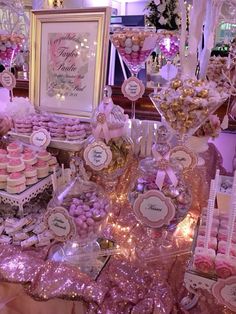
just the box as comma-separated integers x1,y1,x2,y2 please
0,143,231,314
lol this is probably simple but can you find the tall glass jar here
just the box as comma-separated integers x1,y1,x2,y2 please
48,175,110,271
129,142,192,244
84,86,133,189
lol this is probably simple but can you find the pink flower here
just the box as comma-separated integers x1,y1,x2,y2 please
209,114,221,129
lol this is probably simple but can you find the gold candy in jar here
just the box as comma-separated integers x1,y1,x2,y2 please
176,111,186,120
160,102,168,111
172,100,181,111
184,119,194,128
185,78,196,85
194,80,204,87
171,79,182,90
197,89,209,98
182,87,195,97
167,111,176,122
103,137,133,175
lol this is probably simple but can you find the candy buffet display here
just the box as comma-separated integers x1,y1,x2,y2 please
193,171,236,277
184,171,236,311
1,2,236,313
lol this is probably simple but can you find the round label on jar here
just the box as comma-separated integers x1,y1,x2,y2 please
121,77,145,102
133,190,175,228
170,145,197,171
0,70,16,90
83,141,112,171
30,128,51,148
44,207,76,241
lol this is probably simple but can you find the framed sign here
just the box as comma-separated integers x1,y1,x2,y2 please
30,7,111,120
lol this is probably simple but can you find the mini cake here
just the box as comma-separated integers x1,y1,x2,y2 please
24,165,37,178
35,160,49,178
7,172,26,186
0,168,7,189
7,151,22,160
7,142,23,154
37,150,51,162
14,118,32,134
22,152,37,165
24,165,38,185
7,172,26,194
0,181,7,190
7,159,25,173
0,157,8,170
0,169,8,182
49,121,66,139
0,149,7,158
7,183,26,194
26,176,38,186
23,147,34,154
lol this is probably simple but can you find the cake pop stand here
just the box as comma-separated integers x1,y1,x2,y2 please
183,216,236,311
183,254,236,312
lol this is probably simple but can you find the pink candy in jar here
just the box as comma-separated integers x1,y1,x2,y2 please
69,192,110,241
48,177,111,244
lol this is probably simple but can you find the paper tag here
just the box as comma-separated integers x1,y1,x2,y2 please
212,276,236,311
0,70,16,90
133,190,175,228
30,128,51,148
83,141,112,171
170,145,197,171
121,77,145,102
44,207,76,242
159,64,178,81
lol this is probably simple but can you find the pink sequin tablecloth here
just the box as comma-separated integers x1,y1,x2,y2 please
0,143,232,314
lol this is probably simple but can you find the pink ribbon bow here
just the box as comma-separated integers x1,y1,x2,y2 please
152,146,178,190
93,101,113,144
